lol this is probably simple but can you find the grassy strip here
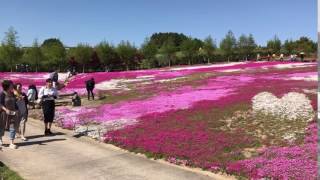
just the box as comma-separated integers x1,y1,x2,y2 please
0,161,23,180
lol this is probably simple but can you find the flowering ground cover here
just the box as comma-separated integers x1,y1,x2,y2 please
0,72,68,90
0,61,317,179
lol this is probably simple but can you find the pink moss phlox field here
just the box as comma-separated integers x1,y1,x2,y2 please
63,61,295,89
56,62,316,132
227,122,317,179
1,61,316,94
55,107,98,129
1,61,316,179
61,62,310,88
104,110,253,170
0,72,49,90
57,74,259,126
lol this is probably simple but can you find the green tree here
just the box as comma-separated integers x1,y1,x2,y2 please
68,43,93,72
140,38,158,68
1,27,21,72
283,40,295,55
220,30,237,62
247,34,257,58
267,35,281,54
200,36,216,64
180,37,202,65
116,41,137,71
237,34,257,60
22,39,43,72
294,37,317,56
41,38,66,71
149,32,188,48
95,41,118,70
0,45,7,71
157,38,177,67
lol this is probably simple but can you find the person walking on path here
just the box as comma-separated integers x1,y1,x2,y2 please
14,83,29,141
39,79,58,136
0,80,19,149
27,84,38,109
86,78,95,100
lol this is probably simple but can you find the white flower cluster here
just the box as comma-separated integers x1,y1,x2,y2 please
74,118,137,140
252,92,314,121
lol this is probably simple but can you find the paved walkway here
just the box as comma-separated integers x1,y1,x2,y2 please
0,118,234,180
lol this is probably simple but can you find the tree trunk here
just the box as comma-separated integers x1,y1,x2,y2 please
126,65,129,71
228,57,230,63
10,58,13,72
82,64,85,73
36,58,39,72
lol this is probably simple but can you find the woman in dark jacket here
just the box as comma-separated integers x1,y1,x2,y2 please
0,80,19,149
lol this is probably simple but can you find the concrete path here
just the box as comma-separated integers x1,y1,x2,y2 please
0,118,234,180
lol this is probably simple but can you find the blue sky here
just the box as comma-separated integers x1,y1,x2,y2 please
0,0,316,47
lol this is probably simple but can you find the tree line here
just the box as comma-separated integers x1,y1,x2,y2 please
0,27,317,72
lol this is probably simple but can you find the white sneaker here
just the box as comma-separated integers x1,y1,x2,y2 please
21,136,27,141
9,143,17,149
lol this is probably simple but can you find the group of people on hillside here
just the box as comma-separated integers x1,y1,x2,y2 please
256,52,305,61
0,70,96,149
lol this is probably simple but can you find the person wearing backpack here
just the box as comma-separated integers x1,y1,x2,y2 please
27,84,37,109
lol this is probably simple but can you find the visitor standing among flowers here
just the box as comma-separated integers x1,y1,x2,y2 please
39,78,58,135
49,70,59,88
0,80,19,149
279,54,284,61
300,52,305,62
27,84,37,109
85,78,95,100
14,83,28,141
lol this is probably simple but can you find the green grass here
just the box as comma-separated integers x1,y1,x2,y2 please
0,162,23,180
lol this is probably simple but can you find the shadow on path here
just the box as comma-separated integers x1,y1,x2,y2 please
26,132,65,140
15,138,66,147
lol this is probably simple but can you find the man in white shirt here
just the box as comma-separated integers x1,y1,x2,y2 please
39,79,58,135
